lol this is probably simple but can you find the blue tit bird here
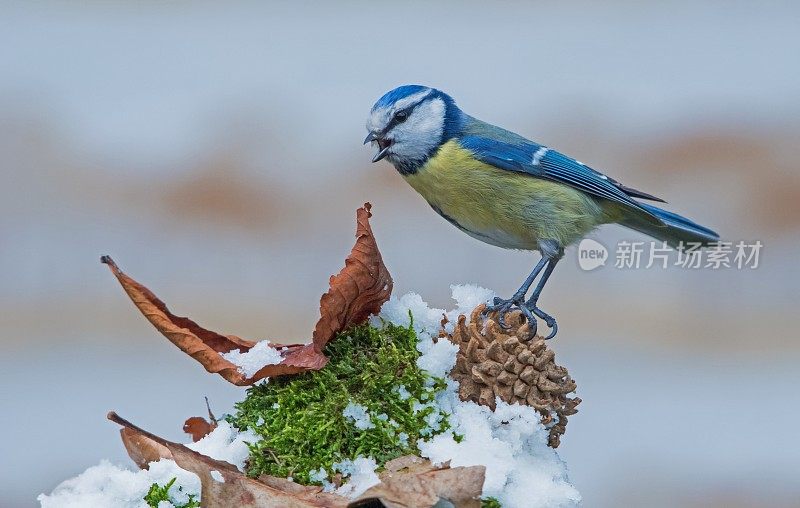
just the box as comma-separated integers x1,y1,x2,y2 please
364,85,719,338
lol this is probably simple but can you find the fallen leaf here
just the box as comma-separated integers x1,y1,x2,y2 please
184,397,220,442
311,203,393,352
109,412,349,507
120,427,173,469
183,417,216,443
101,203,392,385
350,463,485,508
382,455,438,476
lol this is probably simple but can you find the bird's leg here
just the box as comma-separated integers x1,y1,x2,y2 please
483,257,548,330
525,257,560,339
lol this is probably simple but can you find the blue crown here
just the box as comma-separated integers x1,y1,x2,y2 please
372,84,431,110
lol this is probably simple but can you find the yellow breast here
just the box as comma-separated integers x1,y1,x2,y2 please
403,140,602,250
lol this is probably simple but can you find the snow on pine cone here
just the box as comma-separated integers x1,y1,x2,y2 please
442,304,581,448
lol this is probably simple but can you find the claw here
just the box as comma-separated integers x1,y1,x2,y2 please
482,295,537,333
530,305,558,340
482,297,504,318
498,314,510,329
518,304,538,339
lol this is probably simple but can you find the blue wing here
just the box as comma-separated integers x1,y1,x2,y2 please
458,135,663,223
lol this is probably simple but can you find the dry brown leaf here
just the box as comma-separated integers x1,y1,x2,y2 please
109,411,350,508
350,463,485,508
183,397,220,442
101,203,392,385
382,455,436,475
311,203,393,352
183,417,216,443
120,427,173,469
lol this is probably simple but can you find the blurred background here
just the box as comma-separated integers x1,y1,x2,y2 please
1,1,798,507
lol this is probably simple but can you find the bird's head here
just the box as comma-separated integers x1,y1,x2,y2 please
365,85,462,174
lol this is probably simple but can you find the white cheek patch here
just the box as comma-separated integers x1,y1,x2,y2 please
408,99,445,135
390,98,446,163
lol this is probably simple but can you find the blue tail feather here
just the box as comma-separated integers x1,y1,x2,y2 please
622,203,720,247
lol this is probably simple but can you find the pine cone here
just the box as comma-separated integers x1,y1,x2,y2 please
442,304,581,448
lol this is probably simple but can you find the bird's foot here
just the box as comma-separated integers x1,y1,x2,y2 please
526,302,558,339
482,295,538,333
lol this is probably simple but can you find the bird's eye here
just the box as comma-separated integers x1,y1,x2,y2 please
394,110,408,123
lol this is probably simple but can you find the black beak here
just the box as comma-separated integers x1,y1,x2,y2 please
364,131,391,163
363,132,378,145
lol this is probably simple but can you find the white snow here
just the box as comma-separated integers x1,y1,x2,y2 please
332,457,380,498
372,284,495,337
419,391,581,506
39,421,257,507
309,467,335,492
375,285,581,508
186,420,258,470
416,335,460,378
396,384,411,400
38,459,200,508
209,470,225,483
308,467,326,482
343,401,375,430
221,340,283,378
373,284,495,379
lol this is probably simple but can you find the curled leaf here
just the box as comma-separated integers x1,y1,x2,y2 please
183,417,216,443
184,397,220,442
120,427,173,469
312,203,393,352
109,412,349,507
101,203,392,385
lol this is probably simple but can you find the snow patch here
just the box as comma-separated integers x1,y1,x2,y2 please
38,459,199,508
309,467,335,492
39,422,257,507
333,457,380,498
396,384,411,400
186,420,258,471
221,340,283,378
374,284,495,378
343,401,375,430
397,432,409,446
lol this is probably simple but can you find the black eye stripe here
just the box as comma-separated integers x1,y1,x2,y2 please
390,109,408,127
384,93,433,133
386,105,416,131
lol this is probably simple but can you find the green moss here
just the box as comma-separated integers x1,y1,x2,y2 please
228,321,450,485
481,497,502,508
143,478,200,508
